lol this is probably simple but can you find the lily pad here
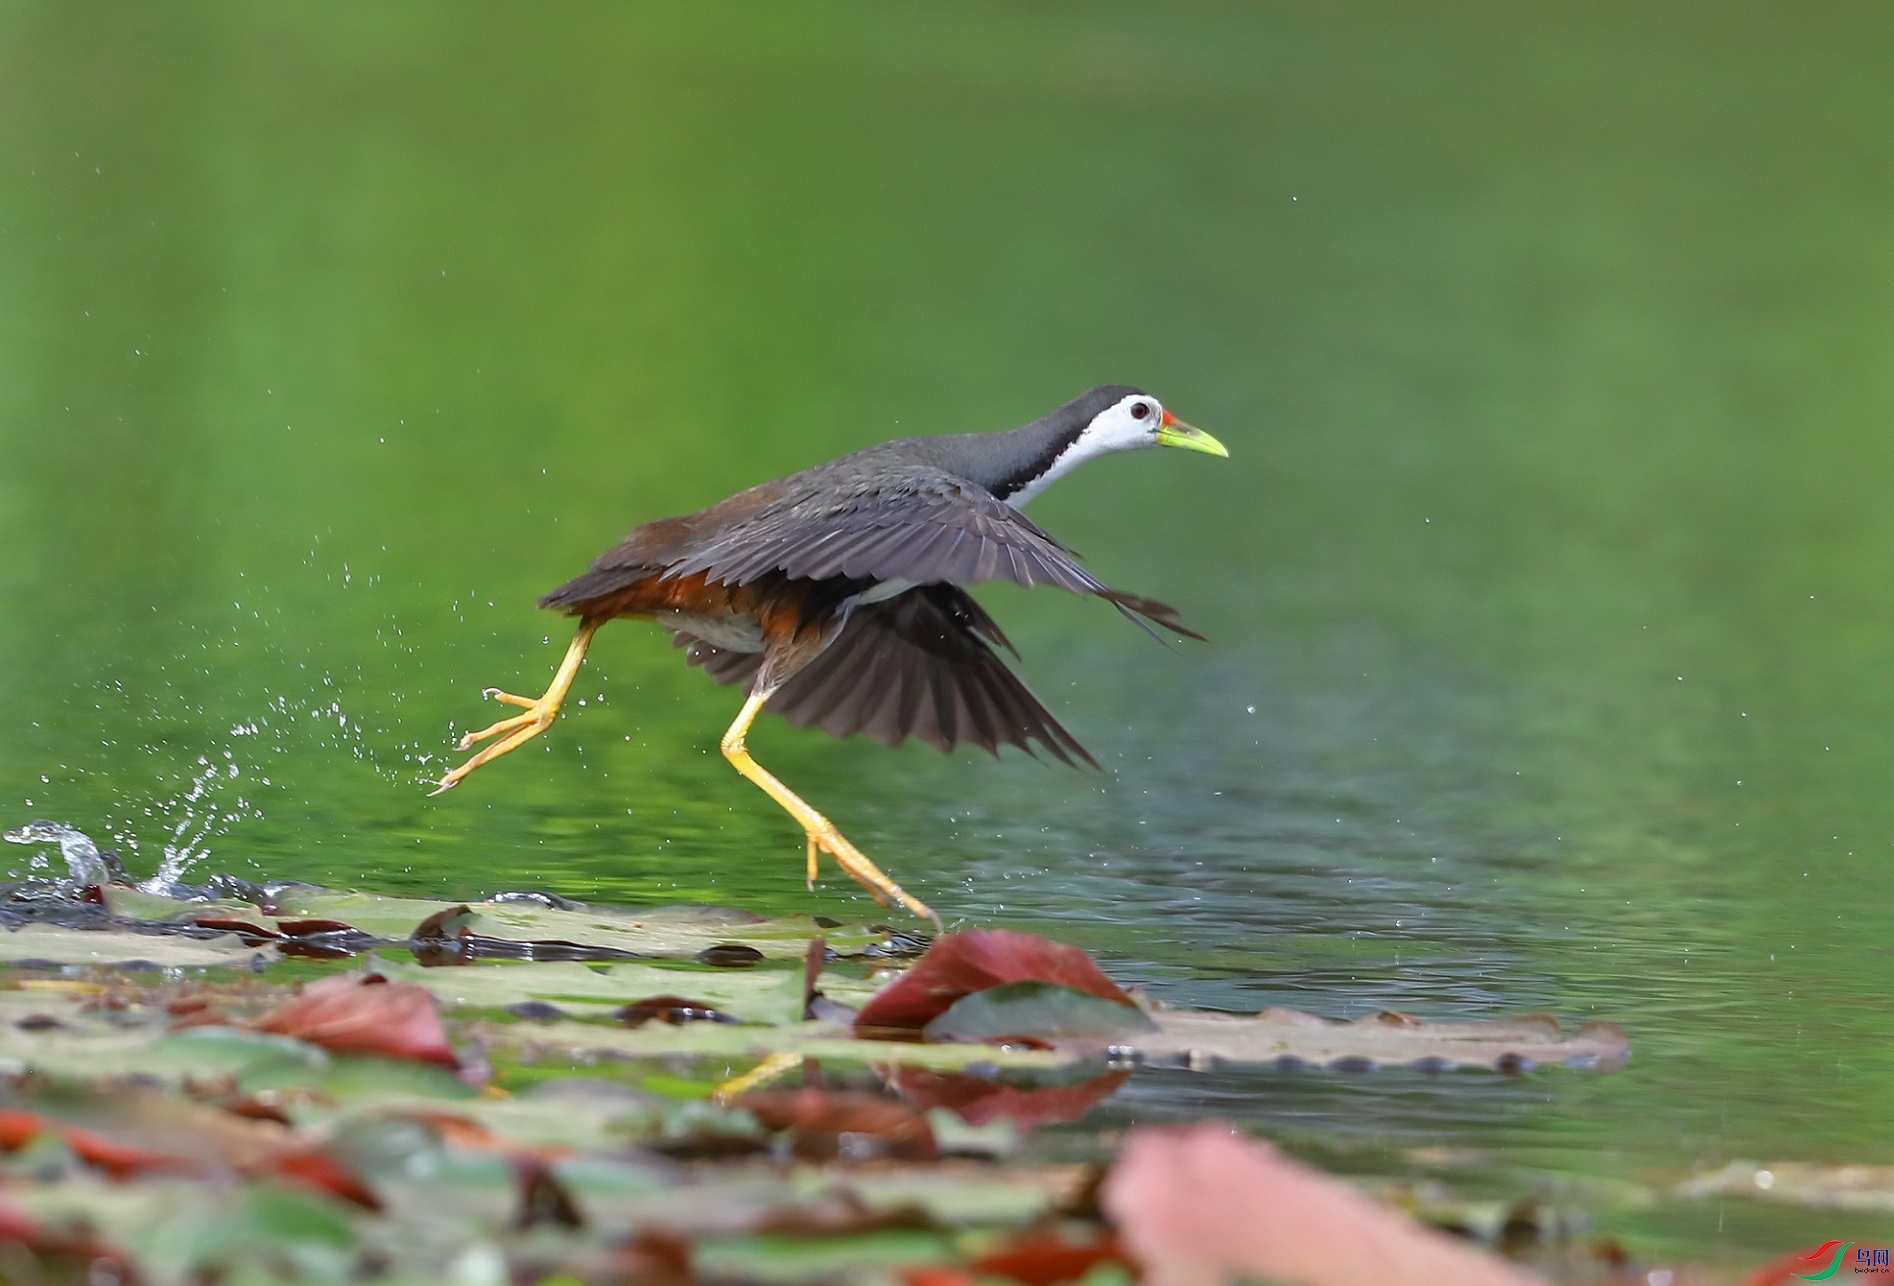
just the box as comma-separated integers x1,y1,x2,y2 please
263,887,899,961
921,981,1158,1044
471,1015,1073,1072
370,956,879,1025
0,923,269,967
1676,1161,1894,1211
1126,1007,1630,1072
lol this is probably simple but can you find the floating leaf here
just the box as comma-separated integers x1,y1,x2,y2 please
968,1228,1132,1286
855,931,1136,1036
1130,1008,1629,1072
263,887,887,960
470,1014,1071,1073
921,981,1156,1045
1677,1161,1894,1211
369,955,877,1024
251,975,459,1069
0,923,269,967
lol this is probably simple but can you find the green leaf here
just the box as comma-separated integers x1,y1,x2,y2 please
921,982,1158,1044
0,922,268,967
372,955,873,1024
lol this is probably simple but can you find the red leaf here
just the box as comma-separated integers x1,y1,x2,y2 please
1101,1122,1548,1286
0,1108,202,1181
251,975,459,1068
261,1147,382,1210
0,1109,42,1149
63,1126,204,1180
892,1068,1129,1130
0,1194,36,1242
611,1231,693,1286
191,916,283,945
972,1229,1132,1285
854,930,1133,1036
273,919,360,936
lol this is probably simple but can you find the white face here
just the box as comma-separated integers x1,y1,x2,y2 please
1004,392,1166,508
1081,392,1167,454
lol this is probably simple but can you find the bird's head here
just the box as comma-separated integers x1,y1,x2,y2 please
1077,387,1229,460
988,386,1228,506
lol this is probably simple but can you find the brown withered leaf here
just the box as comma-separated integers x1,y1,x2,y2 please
740,1088,938,1162
892,1068,1130,1130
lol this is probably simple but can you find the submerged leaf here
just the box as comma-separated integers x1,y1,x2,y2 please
740,1089,938,1162
892,1068,1130,1130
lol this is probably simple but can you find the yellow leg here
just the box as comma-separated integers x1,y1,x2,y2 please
720,692,939,926
431,621,599,795
711,1051,803,1105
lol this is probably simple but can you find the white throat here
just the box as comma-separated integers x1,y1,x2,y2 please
1004,393,1159,509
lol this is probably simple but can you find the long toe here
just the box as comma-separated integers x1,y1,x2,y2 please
455,708,544,751
815,830,937,925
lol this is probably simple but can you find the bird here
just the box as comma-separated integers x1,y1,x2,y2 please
432,386,1227,924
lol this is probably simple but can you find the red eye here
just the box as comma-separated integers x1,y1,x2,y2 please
1130,402,1151,420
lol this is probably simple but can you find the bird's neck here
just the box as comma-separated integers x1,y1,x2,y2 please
928,418,1098,507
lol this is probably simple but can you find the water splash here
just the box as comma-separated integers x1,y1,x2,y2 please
4,820,110,884
140,751,251,893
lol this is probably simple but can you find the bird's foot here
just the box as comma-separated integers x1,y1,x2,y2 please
711,1051,802,1105
429,688,557,795
806,822,939,928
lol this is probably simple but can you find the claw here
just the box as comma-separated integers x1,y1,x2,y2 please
432,622,600,796
720,690,938,925
454,707,542,752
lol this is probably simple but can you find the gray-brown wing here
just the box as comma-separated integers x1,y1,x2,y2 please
662,472,1107,596
669,585,1095,767
668,630,766,688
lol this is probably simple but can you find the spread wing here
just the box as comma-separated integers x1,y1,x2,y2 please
668,585,1096,766
659,469,1201,638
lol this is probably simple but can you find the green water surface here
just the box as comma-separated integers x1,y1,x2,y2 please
3,1,1891,1270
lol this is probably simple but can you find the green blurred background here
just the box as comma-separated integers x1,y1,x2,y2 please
3,0,1891,1267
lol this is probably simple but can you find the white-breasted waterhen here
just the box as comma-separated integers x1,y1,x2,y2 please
433,386,1227,924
